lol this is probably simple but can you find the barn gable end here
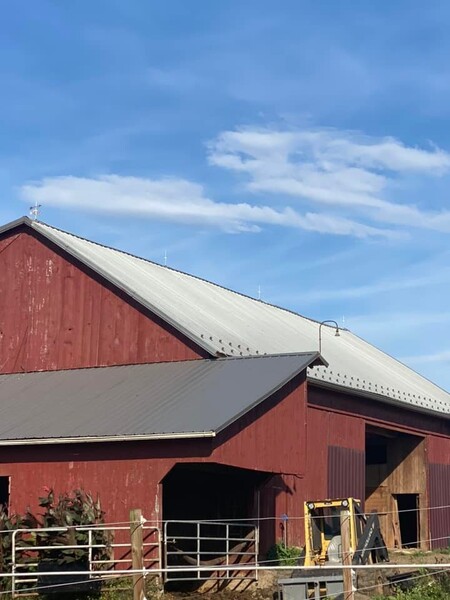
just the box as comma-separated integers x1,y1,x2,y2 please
0,225,206,374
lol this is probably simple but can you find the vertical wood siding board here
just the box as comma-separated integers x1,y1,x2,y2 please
0,230,205,373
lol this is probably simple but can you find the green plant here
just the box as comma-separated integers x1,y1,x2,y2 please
0,489,112,597
377,572,450,600
0,506,39,591
36,488,111,568
267,542,304,566
34,488,112,598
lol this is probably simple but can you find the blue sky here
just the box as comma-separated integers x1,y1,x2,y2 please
1,1,450,389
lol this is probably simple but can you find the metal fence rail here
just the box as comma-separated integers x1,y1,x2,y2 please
5,519,259,595
79,525,161,573
163,520,258,583
10,524,161,597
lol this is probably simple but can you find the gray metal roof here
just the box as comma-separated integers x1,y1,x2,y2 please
0,353,321,444
3,217,450,417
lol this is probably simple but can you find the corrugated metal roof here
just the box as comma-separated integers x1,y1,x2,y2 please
3,217,450,417
0,353,320,444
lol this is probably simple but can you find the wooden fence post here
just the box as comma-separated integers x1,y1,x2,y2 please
130,508,145,600
340,509,355,600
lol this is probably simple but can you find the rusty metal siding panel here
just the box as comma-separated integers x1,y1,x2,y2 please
327,446,365,502
0,229,204,374
429,463,450,549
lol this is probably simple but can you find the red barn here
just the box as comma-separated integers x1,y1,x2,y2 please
0,216,449,561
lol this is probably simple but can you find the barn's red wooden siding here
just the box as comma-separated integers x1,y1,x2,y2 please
309,384,450,437
304,403,365,502
214,373,307,474
214,373,308,547
0,228,206,373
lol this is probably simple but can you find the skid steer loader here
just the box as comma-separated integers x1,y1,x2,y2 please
278,498,388,599
303,497,388,567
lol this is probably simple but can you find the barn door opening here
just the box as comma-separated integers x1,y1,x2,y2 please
365,426,427,550
395,494,419,548
162,463,268,587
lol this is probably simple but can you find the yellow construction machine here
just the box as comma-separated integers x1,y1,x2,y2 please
303,497,388,566
278,498,388,599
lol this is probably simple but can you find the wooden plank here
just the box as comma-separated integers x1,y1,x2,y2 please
392,496,402,549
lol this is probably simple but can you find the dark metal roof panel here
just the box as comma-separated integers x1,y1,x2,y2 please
0,353,320,444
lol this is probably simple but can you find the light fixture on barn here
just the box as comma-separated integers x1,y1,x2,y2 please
318,320,340,355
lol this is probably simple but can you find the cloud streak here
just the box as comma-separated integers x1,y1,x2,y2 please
402,350,450,365
208,126,450,232
272,268,450,305
20,174,394,238
19,125,450,240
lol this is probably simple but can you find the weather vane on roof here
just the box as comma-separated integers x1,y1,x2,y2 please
29,201,42,221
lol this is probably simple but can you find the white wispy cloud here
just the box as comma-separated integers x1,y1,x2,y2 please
401,350,450,365
274,268,450,304
347,310,450,334
19,125,450,239
20,174,394,238
208,126,450,232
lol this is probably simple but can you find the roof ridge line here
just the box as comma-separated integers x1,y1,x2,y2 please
30,219,332,328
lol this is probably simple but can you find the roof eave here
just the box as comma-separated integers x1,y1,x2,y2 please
308,378,450,419
0,430,216,447
0,216,33,236
215,351,325,435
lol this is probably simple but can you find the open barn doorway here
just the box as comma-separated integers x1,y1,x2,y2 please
365,426,427,550
162,463,269,587
396,494,419,548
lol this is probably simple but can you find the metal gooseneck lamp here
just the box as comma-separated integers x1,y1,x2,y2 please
318,320,340,354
